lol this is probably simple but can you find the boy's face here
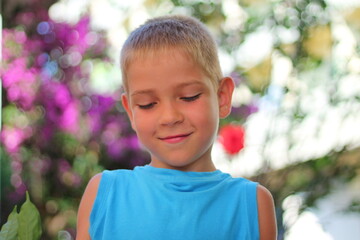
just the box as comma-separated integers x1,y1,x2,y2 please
122,48,233,171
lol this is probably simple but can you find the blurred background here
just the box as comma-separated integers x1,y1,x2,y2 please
1,0,360,239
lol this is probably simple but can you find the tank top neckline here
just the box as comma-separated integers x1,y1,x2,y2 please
134,164,228,181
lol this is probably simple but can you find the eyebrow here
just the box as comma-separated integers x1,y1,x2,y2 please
131,89,155,97
130,81,205,97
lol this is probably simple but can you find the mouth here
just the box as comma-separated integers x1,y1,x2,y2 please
158,133,193,144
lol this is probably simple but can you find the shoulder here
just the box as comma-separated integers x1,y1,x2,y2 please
257,184,273,203
256,184,277,240
76,173,102,240
80,173,103,208
89,173,103,188
83,173,103,200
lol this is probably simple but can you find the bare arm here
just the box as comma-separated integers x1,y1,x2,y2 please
76,173,102,240
257,185,277,240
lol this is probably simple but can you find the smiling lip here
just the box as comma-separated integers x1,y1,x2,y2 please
159,133,192,143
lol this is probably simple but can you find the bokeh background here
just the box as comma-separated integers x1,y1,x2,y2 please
1,0,360,239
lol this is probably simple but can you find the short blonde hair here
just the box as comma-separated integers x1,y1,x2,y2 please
120,15,223,92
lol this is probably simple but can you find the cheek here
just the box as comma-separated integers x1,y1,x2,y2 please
190,100,219,128
131,111,149,134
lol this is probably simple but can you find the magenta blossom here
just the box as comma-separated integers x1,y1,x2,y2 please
87,95,116,134
1,127,32,153
3,62,39,110
40,81,79,134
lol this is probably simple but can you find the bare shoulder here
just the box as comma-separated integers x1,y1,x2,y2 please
257,185,273,203
257,184,277,240
81,173,102,207
76,173,102,240
85,173,102,196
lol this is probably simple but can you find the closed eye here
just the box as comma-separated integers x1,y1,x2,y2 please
181,93,202,102
138,102,156,109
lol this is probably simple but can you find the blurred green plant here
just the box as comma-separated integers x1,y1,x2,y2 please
0,192,42,240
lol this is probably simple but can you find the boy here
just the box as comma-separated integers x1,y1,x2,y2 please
77,15,277,239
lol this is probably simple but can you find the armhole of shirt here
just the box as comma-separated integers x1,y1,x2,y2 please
89,170,113,237
246,181,260,239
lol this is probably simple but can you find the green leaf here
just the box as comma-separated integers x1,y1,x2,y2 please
0,206,19,240
18,192,42,240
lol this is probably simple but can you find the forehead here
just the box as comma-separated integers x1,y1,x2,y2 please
125,48,213,94
123,47,217,93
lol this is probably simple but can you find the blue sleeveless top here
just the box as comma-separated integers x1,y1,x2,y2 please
90,165,259,240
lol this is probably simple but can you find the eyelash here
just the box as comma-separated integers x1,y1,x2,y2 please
138,103,156,109
181,93,202,102
137,93,201,110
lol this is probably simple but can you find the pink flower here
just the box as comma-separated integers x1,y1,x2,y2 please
218,124,245,155
1,127,31,153
40,81,79,134
59,101,79,133
2,58,39,110
2,58,28,87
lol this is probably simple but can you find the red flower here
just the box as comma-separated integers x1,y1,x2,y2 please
218,124,245,155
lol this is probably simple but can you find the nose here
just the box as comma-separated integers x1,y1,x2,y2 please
159,101,184,126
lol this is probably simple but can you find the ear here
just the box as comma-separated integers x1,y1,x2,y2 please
121,93,136,130
218,77,235,119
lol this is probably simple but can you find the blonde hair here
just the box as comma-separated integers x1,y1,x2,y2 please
120,15,223,92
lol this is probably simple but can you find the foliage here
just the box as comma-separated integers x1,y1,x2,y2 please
253,146,360,236
0,192,42,240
